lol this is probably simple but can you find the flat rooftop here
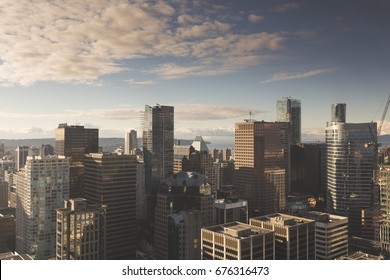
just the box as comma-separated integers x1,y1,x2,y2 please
251,213,314,226
203,222,273,239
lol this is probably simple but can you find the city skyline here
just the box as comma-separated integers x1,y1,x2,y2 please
1,0,390,144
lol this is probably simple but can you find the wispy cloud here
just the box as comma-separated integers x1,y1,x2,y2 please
175,127,234,137
272,3,301,13
126,79,157,86
175,103,266,121
0,0,285,86
248,14,264,23
262,68,335,83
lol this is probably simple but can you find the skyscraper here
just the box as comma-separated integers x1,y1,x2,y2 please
15,156,69,259
124,129,138,154
234,120,290,216
379,165,390,259
142,104,174,220
15,146,29,171
56,198,107,260
84,153,137,260
325,103,376,236
154,171,214,260
277,97,301,145
55,123,98,198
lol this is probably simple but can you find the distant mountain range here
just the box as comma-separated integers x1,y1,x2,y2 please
0,138,211,152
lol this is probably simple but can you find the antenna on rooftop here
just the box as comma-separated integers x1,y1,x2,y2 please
244,111,256,122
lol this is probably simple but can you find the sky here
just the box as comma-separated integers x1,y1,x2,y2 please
1,0,390,147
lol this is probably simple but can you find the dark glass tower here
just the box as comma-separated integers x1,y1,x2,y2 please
277,97,301,145
142,105,174,221
55,124,98,198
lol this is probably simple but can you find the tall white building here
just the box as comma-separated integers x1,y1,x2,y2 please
15,156,69,259
325,103,376,236
125,129,138,155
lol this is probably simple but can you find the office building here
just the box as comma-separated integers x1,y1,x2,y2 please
214,198,248,224
201,222,275,260
0,208,16,252
250,213,315,260
0,142,4,158
325,104,376,236
55,123,99,198
136,161,147,220
15,146,29,171
222,148,232,161
154,171,214,260
84,153,137,260
291,143,327,196
125,130,138,155
168,210,202,260
306,211,348,260
143,104,174,220
15,156,69,259
277,97,301,144
41,144,54,156
56,198,107,260
379,165,390,259
235,121,290,216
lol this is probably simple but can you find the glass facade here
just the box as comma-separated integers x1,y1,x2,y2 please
326,118,376,236
277,97,301,145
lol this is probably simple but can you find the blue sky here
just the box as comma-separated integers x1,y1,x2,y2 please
0,0,390,145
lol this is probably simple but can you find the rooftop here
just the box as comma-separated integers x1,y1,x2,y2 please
251,213,314,227
204,222,273,239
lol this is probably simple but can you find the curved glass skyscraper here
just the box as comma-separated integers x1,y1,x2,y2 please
326,103,377,236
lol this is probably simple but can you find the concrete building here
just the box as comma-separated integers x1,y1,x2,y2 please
84,153,137,260
306,211,348,260
277,97,301,145
338,251,383,260
222,148,232,161
143,104,174,221
168,210,202,260
379,165,390,259
201,222,275,260
56,198,107,260
154,171,214,260
125,129,138,155
15,146,29,171
15,156,70,259
214,198,248,224
41,144,54,156
55,123,99,198
325,104,377,237
0,208,16,252
250,213,315,260
0,142,4,158
235,121,290,216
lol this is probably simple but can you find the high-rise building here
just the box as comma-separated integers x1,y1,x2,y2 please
41,144,54,156
222,148,232,161
84,153,137,260
55,123,98,198
234,121,290,216
125,130,138,155
154,171,214,260
325,104,376,236
15,156,69,259
143,105,174,220
15,146,29,171
0,142,5,158
214,198,248,224
168,210,202,260
250,213,315,260
56,198,107,260
136,161,147,221
379,165,390,259
0,208,16,252
306,211,348,260
277,97,301,145
291,143,327,196
201,222,275,260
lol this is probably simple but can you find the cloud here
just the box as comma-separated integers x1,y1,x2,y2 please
262,68,335,83
248,14,264,23
273,3,301,13
302,128,325,141
175,104,266,121
126,79,158,86
0,0,286,86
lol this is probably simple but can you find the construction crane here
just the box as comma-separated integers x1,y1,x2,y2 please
365,91,390,148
